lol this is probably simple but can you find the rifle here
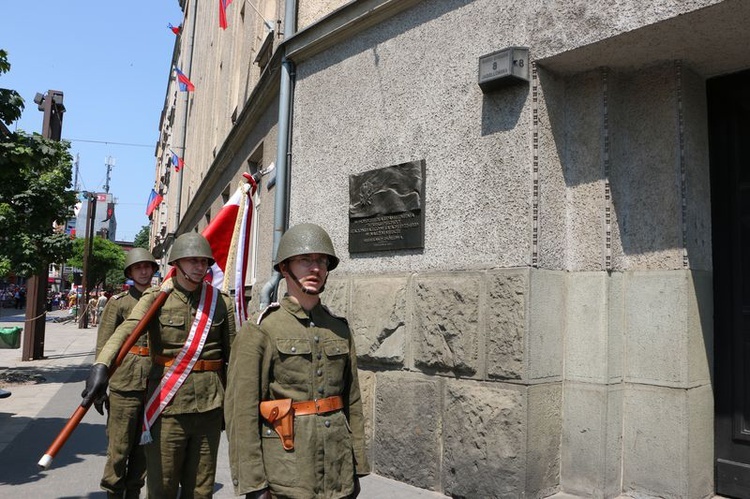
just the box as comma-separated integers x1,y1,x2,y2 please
37,280,174,469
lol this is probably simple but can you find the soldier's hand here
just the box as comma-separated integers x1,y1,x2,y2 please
245,488,271,499
93,392,109,416
81,363,109,408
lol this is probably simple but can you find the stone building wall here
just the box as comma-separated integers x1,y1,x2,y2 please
154,0,742,497
286,1,718,497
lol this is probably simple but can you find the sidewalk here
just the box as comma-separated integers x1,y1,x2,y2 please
0,307,448,498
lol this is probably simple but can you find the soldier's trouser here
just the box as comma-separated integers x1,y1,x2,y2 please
100,390,147,497
144,408,222,499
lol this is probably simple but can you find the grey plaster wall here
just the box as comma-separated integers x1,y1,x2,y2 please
290,0,534,273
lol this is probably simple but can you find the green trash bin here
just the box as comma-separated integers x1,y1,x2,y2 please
0,326,22,349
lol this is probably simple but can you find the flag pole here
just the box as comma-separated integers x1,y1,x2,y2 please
38,280,175,470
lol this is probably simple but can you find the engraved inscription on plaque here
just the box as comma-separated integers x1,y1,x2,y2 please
349,160,425,253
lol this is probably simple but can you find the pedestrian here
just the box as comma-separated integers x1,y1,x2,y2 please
82,232,236,498
93,248,159,499
88,293,99,326
96,290,109,325
224,223,370,498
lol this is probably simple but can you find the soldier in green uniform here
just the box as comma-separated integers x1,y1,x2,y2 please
225,223,370,499
94,248,158,499
83,232,236,498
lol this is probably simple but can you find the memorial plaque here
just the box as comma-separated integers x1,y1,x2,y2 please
349,160,425,253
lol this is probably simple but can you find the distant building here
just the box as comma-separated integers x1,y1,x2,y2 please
69,192,117,241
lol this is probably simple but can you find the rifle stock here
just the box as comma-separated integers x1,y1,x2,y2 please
38,281,174,469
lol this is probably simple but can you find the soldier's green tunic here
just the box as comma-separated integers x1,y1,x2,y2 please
225,295,370,498
97,281,236,499
96,287,152,498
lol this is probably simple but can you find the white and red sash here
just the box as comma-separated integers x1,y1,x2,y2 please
140,282,219,444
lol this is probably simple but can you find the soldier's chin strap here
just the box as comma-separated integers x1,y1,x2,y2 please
174,262,204,286
286,267,327,295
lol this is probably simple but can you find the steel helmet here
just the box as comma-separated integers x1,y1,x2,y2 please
168,232,215,266
273,223,339,271
123,248,158,279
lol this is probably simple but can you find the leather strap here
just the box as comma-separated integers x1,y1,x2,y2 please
292,395,343,416
129,345,149,356
154,355,223,372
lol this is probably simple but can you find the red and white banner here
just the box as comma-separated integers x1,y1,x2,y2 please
201,173,259,326
140,282,218,444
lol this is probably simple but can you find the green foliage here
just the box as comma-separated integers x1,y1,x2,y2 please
0,50,24,126
67,237,126,290
0,49,76,277
133,225,151,249
105,265,126,291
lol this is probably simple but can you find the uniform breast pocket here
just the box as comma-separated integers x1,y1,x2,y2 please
273,338,312,386
158,314,186,344
323,339,350,390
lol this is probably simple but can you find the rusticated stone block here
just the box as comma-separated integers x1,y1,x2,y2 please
321,277,349,319
487,270,528,380
443,379,525,498
526,383,562,497
413,275,481,375
350,277,408,366
528,270,564,381
357,369,376,464
372,372,442,491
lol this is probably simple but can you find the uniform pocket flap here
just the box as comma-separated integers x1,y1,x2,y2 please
323,339,349,357
276,338,312,355
158,315,186,328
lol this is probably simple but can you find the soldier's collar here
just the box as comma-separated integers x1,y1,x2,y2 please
282,295,324,321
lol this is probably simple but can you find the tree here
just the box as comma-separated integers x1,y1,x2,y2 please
133,225,151,249
67,237,125,291
0,49,76,277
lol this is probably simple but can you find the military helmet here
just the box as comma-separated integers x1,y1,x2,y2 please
274,223,339,271
168,232,215,266
124,248,158,279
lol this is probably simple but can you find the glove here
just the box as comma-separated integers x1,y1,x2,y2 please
245,488,271,499
81,363,109,408
93,392,109,416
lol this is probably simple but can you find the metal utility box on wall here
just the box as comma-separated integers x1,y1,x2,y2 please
478,47,529,91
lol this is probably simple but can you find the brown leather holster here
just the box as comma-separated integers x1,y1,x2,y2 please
260,399,295,450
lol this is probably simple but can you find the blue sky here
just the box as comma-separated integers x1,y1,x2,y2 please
1,1,184,242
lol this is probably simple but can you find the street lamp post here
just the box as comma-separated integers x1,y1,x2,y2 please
22,90,65,361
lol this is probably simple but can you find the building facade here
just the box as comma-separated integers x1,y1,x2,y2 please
151,1,750,497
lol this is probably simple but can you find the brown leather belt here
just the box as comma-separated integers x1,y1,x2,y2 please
154,355,223,372
128,345,149,356
292,395,344,416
